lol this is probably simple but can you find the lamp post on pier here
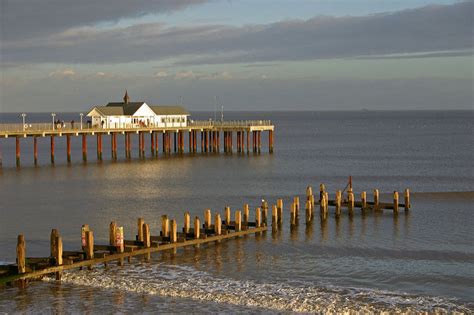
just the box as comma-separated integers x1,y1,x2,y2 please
80,113,84,130
51,113,56,130
21,113,26,131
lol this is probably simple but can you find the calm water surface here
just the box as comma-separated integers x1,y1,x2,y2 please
0,111,473,313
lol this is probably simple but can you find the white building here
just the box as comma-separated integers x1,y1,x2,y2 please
87,91,190,129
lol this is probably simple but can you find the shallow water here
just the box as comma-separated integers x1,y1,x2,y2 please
0,111,473,313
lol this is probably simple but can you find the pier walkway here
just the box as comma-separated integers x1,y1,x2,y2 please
0,120,275,167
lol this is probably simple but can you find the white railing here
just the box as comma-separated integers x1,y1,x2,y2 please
0,120,273,133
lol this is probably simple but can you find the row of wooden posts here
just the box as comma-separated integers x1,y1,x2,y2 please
6,129,273,167
11,185,410,284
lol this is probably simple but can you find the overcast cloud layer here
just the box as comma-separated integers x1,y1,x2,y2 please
0,0,207,41
2,1,472,65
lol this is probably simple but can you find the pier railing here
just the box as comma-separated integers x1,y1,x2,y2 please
0,120,273,133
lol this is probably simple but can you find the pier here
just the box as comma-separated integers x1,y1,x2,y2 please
0,182,410,286
0,120,274,167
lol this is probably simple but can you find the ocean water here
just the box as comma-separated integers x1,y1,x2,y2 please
0,111,473,313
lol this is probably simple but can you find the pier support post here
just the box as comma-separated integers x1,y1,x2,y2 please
393,191,399,214
137,218,144,242
96,134,102,161
261,201,268,225
161,215,169,237
33,136,38,166
66,134,71,163
111,133,117,160
214,214,222,235
205,209,212,229
151,132,155,156
194,217,200,239
50,135,55,164
184,212,191,234
82,134,87,162
269,130,274,153
320,194,327,220
17,235,26,274
404,189,410,211
373,189,380,210
257,131,261,153
173,132,177,153
246,130,250,154
15,136,20,167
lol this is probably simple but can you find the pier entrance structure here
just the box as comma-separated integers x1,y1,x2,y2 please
87,91,190,129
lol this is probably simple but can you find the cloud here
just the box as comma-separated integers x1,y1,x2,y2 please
1,1,472,65
48,68,76,78
154,71,169,78
0,0,208,41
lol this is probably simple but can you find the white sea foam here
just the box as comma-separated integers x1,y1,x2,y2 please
44,263,471,313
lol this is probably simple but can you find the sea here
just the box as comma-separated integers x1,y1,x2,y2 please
0,110,473,313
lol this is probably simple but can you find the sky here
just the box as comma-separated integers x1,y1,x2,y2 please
0,0,473,112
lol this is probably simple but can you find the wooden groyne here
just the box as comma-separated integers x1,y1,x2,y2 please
0,120,274,167
0,182,410,286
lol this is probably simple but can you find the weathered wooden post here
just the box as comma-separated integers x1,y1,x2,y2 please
373,189,380,210
205,209,212,229
50,229,59,258
255,208,262,227
320,194,327,220
81,134,87,162
194,217,200,239
306,186,313,200
290,202,296,226
261,200,268,225
184,212,190,234
393,191,399,214
225,206,231,226
404,188,411,211
335,190,342,217
170,220,177,243
348,190,354,215
81,224,90,250
277,199,283,224
54,235,63,280
50,135,55,164
137,218,145,242
305,200,312,224
293,196,300,219
85,230,94,270
214,214,222,236
243,204,249,225
143,223,151,247
115,226,124,266
109,221,117,246
271,205,278,232
17,234,26,274
361,191,367,210
235,211,242,232
319,184,325,202
161,215,169,238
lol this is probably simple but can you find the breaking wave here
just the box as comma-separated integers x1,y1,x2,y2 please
45,263,472,313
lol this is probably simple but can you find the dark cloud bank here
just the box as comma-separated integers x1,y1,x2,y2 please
1,1,472,65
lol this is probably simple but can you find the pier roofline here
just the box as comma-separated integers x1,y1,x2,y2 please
0,120,275,167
